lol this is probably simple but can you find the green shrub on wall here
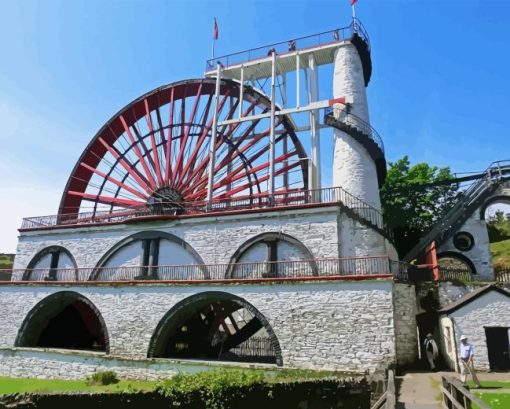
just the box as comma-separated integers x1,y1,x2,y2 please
86,370,119,386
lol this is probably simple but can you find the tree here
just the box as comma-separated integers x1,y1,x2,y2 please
381,156,459,258
487,210,510,242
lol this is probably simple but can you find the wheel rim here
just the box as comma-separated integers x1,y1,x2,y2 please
59,78,309,217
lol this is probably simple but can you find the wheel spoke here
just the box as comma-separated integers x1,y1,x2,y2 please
144,98,164,187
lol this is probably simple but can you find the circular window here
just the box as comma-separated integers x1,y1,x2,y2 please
453,232,474,252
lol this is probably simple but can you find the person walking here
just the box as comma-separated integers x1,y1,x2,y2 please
423,333,439,370
459,335,481,387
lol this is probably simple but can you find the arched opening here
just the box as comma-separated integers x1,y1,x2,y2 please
16,291,109,352
23,246,77,281
92,231,207,280
481,197,510,271
437,251,476,279
226,232,317,278
148,291,282,365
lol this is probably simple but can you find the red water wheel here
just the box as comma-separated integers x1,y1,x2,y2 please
59,78,309,218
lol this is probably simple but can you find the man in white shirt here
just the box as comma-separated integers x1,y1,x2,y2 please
459,335,481,387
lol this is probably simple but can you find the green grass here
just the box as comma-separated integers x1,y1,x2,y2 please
467,380,510,389
490,239,510,266
474,392,510,408
0,376,156,395
0,254,14,270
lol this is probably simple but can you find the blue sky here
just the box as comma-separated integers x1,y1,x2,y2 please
0,0,509,251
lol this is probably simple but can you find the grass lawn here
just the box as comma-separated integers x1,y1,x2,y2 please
0,376,157,395
0,254,14,270
490,239,510,265
467,380,510,389
474,392,510,408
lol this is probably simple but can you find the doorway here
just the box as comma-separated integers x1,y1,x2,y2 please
485,327,510,371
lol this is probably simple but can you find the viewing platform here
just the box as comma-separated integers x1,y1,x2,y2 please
20,186,387,234
205,19,372,85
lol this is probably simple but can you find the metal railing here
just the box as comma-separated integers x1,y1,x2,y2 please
495,267,510,282
440,375,489,409
21,186,388,236
404,160,510,262
439,268,474,283
1,256,396,283
205,19,370,71
324,108,385,154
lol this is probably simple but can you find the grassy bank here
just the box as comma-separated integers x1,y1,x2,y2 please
0,376,155,395
0,254,14,270
490,239,510,266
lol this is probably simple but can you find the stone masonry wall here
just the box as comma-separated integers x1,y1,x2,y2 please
393,283,418,366
14,207,340,274
450,291,510,371
0,280,396,378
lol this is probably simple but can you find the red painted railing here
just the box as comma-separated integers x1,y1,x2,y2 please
20,186,388,236
0,256,401,283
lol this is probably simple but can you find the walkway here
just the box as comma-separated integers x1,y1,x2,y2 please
396,371,510,409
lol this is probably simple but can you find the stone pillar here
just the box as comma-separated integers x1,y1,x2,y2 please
332,43,381,210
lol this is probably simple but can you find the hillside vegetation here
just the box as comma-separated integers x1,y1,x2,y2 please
0,254,14,270
490,239,510,268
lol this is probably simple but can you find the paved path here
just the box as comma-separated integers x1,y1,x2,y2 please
396,371,510,409
396,371,442,409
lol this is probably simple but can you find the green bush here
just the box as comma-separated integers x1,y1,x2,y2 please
157,369,265,409
87,370,119,386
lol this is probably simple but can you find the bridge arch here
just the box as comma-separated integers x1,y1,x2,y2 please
15,291,109,352
437,251,477,276
480,194,510,221
147,291,283,366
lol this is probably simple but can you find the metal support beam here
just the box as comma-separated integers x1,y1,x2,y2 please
308,53,321,198
268,51,276,204
238,65,244,119
281,72,288,190
206,63,222,206
296,52,300,108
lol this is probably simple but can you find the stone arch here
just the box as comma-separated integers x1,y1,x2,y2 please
91,230,207,280
15,291,109,353
437,251,477,275
480,194,510,221
23,245,77,281
147,291,283,366
225,232,318,278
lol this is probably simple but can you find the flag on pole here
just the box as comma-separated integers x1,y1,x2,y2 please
351,0,358,5
213,18,219,40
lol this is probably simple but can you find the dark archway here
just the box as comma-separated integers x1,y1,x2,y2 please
91,230,207,280
147,291,282,366
23,246,77,281
225,232,317,278
16,291,109,352
437,251,477,276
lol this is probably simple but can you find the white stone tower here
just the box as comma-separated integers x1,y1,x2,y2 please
332,43,381,210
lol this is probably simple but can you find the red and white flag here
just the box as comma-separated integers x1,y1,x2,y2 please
213,18,219,40
351,0,358,5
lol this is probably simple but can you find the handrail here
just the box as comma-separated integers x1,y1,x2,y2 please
370,369,395,409
324,107,385,154
0,256,397,283
20,186,390,240
404,160,510,262
440,375,490,409
205,18,369,71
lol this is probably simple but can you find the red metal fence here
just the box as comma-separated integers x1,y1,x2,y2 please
0,256,397,283
21,186,387,234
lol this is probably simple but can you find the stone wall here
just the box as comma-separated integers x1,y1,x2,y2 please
393,283,418,366
449,290,510,371
0,280,396,378
14,207,341,273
